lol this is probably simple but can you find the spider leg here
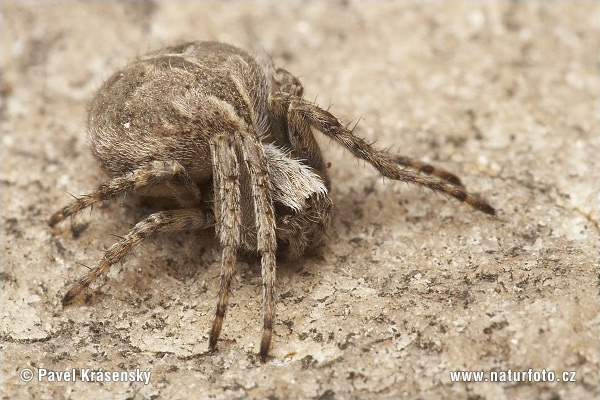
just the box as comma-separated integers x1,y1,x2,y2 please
391,155,463,187
274,93,495,215
62,208,211,305
208,134,242,353
227,60,281,360
271,95,331,189
273,94,461,186
49,160,202,227
235,133,277,362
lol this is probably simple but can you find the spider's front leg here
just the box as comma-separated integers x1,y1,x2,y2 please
270,94,331,190
235,133,278,362
269,95,334,259
273,93,496,215
271,93,463,188
208,134,242,353
208,130,278,362
391,155,463,187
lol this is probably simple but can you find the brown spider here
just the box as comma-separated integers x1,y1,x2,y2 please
49,41,495,362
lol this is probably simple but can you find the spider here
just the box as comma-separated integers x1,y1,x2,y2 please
49,41,495,362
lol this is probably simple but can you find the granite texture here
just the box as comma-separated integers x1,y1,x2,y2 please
2,2,599,399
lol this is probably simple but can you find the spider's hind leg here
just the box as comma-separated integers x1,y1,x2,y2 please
62,208,211,305
49,160,202,227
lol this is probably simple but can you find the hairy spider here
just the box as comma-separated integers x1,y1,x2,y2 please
49,41,495,362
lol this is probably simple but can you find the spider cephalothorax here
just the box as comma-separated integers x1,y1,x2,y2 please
49,41,495,362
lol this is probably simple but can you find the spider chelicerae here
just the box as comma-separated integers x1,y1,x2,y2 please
49,41,495,362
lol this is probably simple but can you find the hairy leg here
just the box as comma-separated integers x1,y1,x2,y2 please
272,94,460,187
235,132,278,362
273,93,495,215
208,134,242,353
391,155,462,186
49,160,202,227
62,208,210,305
259,143,332,259
271,95,331,189
269,95,333,260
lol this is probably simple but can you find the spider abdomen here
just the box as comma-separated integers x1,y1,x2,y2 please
88,41,271,185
